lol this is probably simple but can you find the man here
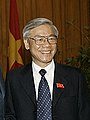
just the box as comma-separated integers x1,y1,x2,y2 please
5,18,89,120
0,66,4,120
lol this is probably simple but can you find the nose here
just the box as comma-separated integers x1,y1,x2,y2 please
43,38,51,46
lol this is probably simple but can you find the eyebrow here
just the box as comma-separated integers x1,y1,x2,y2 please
33,34,56,38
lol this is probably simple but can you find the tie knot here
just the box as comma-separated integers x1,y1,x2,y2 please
39,69,46,77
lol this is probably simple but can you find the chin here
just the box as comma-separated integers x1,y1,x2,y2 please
41,59,52,63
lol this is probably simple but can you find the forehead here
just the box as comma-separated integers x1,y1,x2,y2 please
30,24,54,36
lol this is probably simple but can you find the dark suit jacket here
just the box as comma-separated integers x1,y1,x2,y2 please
0,66,5,120
5,62,90,120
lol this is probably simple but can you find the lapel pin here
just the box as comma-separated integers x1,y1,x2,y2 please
56,83,65,88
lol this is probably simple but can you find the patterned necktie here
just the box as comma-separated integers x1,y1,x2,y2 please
37,69,52,120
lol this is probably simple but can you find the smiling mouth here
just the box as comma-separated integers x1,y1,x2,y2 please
41,51,51,54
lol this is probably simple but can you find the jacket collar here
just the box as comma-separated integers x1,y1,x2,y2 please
19,63,37,106
52,63,68,107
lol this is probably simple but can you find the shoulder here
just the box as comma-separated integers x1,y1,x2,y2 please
56,62,81,71
55,62,85,77
6,63,32,80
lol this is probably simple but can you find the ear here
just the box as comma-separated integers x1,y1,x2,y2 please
24,39,30,50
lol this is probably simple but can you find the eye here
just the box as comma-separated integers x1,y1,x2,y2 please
49,36,57,40
36,37,43,41
35,37,44,42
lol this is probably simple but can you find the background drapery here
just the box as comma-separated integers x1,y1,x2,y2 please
8,0,23,71
0,0,89,77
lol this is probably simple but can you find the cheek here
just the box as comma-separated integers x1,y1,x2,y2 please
52,45,57,53
29,41,38,49
29,43,40,54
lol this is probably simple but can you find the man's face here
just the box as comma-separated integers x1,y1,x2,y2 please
24,24,57,67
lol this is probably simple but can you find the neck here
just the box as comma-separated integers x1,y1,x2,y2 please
32,59,52,68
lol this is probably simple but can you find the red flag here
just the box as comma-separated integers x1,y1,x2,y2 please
56,83,65,88
8,0,23,70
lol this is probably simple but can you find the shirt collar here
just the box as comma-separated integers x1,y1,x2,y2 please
32,59,55,74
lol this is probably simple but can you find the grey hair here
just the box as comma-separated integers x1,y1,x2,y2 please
22,18,59,39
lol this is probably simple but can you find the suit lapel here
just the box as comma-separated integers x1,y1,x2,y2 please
19,63,37,106
53,63,68,107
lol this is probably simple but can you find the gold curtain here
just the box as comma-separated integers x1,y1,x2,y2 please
0,0,89,77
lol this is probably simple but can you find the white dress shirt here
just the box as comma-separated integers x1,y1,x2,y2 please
32,60,55,100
